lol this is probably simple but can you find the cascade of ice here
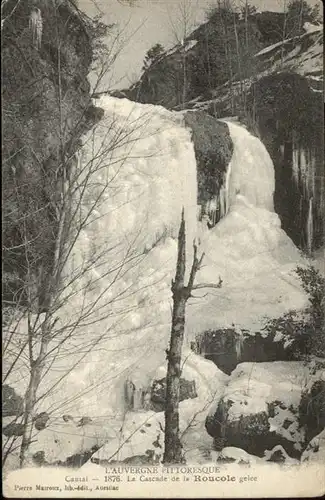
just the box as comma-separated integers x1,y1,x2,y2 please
290,135,319,251
188,120,306,338
9,103,307,421
219,121,275,212
10,97,201,417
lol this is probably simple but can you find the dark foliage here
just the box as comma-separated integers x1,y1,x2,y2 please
2,385,24,417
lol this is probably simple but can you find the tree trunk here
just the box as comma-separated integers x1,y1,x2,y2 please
163,294,187,463
19,315,51,467
163,210,205,464
163,210,187,464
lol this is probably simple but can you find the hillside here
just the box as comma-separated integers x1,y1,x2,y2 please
111,13,324,254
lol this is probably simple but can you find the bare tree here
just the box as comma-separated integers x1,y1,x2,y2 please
167,0,199,109
163,210,222,463
2,0,162,468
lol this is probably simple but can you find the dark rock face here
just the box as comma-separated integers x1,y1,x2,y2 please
299,378,325,445
246,72,324,252
2,385,24,417
123,12,291,108
2,0,103,308
151,377,197,412
194,324,304,375
206,397,305,458
183,112,233,226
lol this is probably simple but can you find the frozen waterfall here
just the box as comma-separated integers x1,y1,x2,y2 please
8,99,307,418
219,121,275,213
189,119,306,336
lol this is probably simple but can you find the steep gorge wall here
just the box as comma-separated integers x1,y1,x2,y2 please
247,72,324,252
2,0,103,308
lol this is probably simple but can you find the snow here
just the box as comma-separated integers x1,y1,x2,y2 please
89,354,227,464
263,29,324,77
255,26,323,59
5,97,200,419
218,362,310,421
214,446,264,464
255,38,290,58
185,39,198,51
264,445,299,465
303,22,323,34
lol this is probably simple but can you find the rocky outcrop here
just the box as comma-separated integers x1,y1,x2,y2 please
120,14,323,253
246,71,324,252
2,0,103,307
183,111,233,225
205,361,324,460
299,370,325,445
33,412,50,431
122,11,303,110
193,320,310,375
151,377,197,412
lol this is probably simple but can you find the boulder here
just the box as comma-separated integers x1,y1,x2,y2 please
151,377,197,412
3,421,24,438
206,361,323,459
195,314,313,375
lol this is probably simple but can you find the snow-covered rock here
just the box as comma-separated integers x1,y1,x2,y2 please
301,429,325,464
89,355,228,465
213,446,265,465
206,361,323,459
264,444,299,464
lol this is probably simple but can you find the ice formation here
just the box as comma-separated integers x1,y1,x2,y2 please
7,98,308,420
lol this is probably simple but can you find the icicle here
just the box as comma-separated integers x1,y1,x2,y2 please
133,386,144,410
219,162,232,219
292,131,299,186
29,8,43,50
301,149,308,197
234,330,244,361
307,197,313,255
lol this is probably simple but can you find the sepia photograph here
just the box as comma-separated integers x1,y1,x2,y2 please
2,0,324,497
